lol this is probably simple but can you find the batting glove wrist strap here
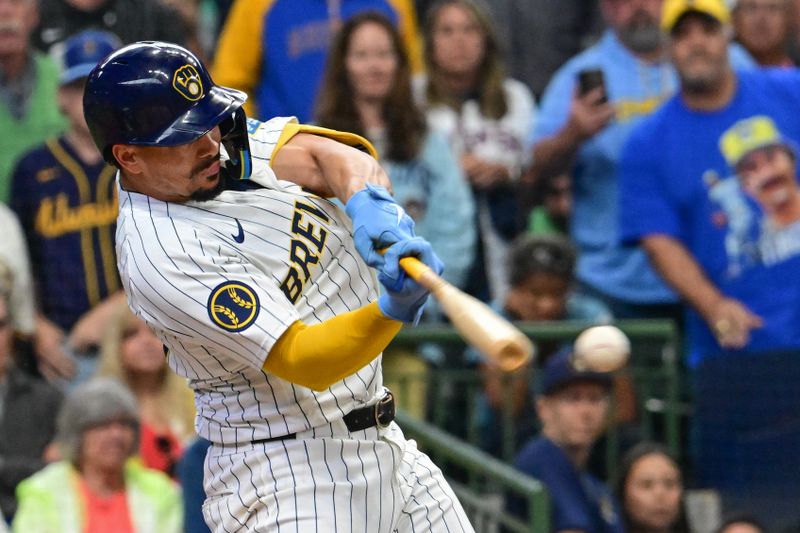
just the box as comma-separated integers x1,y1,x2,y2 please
377,238,444,324
345,184,416,269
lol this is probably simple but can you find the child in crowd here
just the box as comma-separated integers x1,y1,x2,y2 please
470,234,610,456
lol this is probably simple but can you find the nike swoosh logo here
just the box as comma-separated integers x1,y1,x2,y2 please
231,218,245,243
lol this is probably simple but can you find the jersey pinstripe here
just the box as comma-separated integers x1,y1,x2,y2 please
116,116,474,532
116,117,384,444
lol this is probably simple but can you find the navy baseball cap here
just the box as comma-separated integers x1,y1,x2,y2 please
537,348,613,397
59,30,121,85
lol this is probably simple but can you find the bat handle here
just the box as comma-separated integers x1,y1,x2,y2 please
399,257,447,293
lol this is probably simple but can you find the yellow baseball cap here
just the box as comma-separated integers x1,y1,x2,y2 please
719,116,788,168
661,0,731,32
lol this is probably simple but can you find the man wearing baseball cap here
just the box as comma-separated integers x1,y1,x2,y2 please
660,0,732,31
9,30,124,387
512,350,620,533
619,0,800,525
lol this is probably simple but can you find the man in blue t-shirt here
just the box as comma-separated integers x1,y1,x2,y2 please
512,350,621,533
618,0,800,526
528,0,753,321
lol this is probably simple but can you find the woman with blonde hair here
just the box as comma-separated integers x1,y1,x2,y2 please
96,302,195,476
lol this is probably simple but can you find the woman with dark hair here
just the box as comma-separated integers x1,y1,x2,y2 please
615,442,691,533
418,0,535,302
316,11,476,293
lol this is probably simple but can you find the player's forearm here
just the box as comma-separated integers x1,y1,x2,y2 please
642,234,723,319
303,135,385,202
272,130,388,203
263,302,402,391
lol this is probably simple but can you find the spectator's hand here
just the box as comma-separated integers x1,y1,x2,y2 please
566,87,615,141
345,184,416,269
705,297,764,349
461,154,511,189
377,237,444,323
34,317,75,381
68,292,125,353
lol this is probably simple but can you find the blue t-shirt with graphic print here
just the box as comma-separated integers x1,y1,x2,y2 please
619,69,800,366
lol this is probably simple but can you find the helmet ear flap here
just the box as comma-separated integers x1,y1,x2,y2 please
219,108,252,180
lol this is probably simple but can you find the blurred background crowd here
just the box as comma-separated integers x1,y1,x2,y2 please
2,0,800,531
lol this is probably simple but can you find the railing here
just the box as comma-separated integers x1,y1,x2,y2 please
396,410,550,533
388,319,685,482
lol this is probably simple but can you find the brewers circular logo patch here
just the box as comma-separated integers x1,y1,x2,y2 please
173,64,204,102
207,281,260,332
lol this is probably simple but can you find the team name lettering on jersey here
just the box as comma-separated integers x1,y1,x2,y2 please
280,200,330,303
35,193,119,238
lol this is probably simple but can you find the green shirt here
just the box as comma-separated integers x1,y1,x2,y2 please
527,206,565,236
0,53,67,203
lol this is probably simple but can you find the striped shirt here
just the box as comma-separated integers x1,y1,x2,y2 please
116,117,383,444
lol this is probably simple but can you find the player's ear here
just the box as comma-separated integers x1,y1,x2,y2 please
112,145,143,175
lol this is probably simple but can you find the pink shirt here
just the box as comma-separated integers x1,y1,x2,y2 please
80,479,134,533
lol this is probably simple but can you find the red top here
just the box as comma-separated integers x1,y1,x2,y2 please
139,423,184,477
80,479,134,533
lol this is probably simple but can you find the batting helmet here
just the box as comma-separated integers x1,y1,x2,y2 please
83,41,252,179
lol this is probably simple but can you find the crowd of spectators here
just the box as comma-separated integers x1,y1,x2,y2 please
3,0,800,531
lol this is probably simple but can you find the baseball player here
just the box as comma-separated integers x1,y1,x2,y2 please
83,41,474,532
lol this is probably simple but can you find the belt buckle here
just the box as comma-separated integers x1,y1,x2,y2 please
375,392,395,429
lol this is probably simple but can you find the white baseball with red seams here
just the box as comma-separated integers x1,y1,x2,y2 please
573,325,631,372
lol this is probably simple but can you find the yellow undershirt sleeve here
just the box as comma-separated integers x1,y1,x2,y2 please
211,0,273,118
263,302,402,391
269,123,379,164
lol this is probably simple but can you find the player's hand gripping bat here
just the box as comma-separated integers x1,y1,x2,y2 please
399,256,535,372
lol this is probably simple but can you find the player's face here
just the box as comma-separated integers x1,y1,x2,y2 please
57,79,90,135
733,0,790,60
119,126,224,203
624,453,683,530
505,272,569,322
345,21,398,103
430,3,485,79
738,145,799,213
669,15,730,92
120,319,166,377
602,0,663,54
0,0,37,56
79,419,136,472
538,382,609,450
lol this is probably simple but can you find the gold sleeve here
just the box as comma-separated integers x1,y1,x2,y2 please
211,0,274,117
269,123,379,164
263,302,401,391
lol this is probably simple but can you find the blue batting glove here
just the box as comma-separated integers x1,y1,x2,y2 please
345,184,416,269
377,237,445,324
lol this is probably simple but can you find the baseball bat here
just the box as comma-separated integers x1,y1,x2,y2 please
399,256,535,372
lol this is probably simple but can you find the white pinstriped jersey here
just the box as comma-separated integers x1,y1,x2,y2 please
115,117,384,445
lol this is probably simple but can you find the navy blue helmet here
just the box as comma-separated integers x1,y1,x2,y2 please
83,41,252,179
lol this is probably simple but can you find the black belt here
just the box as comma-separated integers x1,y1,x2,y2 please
250,391,395,445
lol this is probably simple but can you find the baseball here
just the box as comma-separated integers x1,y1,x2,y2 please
572,325,630,372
